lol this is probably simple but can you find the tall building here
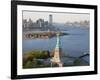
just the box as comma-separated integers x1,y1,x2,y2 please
23,19,27,28
27,18,33,27
51,33,63,67
49,14,53,26
36,19,45,27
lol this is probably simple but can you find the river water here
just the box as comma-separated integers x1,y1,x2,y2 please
23,25,89,64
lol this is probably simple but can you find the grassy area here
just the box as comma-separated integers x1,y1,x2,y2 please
23,50,51,69
23,50,89,69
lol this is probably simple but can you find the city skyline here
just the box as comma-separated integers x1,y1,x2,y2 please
23,11,90,23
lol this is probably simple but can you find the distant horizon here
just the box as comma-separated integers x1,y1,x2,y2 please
23,18,90,24
23,11,90,23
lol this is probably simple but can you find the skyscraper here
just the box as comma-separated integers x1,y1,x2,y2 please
49,14,52,26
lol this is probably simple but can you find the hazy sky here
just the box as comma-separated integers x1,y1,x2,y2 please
23,11,90,23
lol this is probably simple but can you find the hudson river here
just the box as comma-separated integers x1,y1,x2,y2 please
23,24,89,64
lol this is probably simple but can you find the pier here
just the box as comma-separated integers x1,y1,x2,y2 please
23,31,68,39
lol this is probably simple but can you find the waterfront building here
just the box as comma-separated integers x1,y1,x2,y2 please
36,19,44,27
49,14,53,26
27,18,33,27
23,19,27,28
